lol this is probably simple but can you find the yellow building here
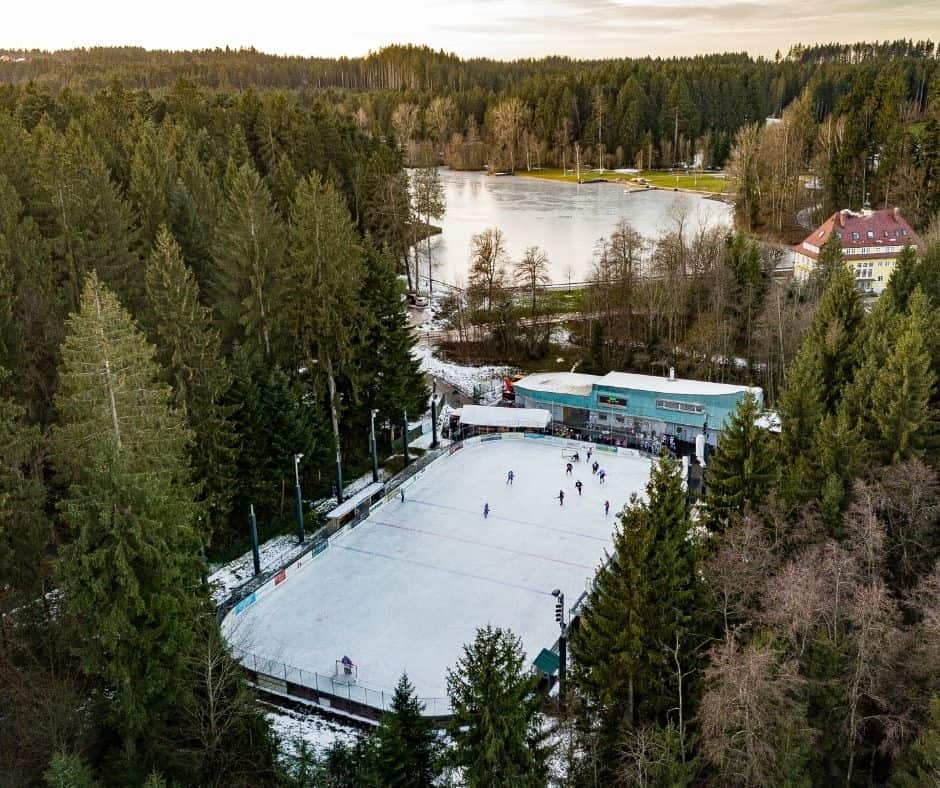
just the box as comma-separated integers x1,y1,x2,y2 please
793,207,923,295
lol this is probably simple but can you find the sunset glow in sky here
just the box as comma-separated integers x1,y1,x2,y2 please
6,0,938,60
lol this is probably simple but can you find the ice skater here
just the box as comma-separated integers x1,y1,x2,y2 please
587,447,593,462
506,470,515,485
575,480,583,496
558,489,565,506
592,460,599,475
604,500,610,516
598,468,607,484
572,451,580,462
483,502,490,519
341,655,354,676
400,488,405,503
565,462,573,475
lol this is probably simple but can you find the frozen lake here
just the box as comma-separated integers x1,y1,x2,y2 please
428,169,732,285
225,438,651,707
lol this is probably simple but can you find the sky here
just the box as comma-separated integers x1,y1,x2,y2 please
5,0,938,61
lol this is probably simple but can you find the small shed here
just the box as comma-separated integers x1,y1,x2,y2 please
325,482,386,529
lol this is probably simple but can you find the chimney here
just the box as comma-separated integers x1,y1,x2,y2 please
839,210,847,227
668,367,675,381
893,206,900,222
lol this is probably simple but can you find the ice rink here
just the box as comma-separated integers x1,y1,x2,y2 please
226,438,652,704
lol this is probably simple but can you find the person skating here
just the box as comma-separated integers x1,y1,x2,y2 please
565,462,573,475
506,469,515,485
483,503,490,519
587,447,593,462
400,488,405,503
604,500,610,516
572,451,580,462
592,460,599,475
575,480,583,496
598,468,606,484
558,489,565,506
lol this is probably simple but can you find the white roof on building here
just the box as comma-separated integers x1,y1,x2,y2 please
513,372,599,397
458,405,551,429
516,370,760,400
597,372,760,398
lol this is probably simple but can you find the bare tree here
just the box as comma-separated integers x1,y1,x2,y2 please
703,514,776,638
489,98,527,173
699,635,810,786
513,245,550,316
467,228,509,316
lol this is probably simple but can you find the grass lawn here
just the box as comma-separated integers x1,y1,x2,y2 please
637,170,729,193
516,167,729,194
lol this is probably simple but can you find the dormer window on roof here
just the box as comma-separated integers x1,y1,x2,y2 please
867,231,874,239
851,232,860,241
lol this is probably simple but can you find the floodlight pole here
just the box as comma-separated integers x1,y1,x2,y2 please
552,589,567,706
370,409,380,483
293,453,305,544
249,504,261,576
402,410,411,467
430,381,439,450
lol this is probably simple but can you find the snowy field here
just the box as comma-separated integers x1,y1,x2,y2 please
225,439,651,706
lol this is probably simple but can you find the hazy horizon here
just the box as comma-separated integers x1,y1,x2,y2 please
6,0,938,62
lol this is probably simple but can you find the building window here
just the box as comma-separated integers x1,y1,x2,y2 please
598,394,628,408
656,399,704,415
867,231,874,239
852,232,860,241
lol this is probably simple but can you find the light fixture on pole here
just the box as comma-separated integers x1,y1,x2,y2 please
293,453,305,544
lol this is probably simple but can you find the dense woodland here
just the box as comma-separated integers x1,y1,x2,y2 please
0,43,938,786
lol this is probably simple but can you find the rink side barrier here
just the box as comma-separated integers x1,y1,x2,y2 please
219,431,657,721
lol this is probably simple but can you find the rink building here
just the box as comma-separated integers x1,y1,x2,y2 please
512,369,761,448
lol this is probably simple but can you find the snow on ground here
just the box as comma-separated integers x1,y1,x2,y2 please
225,440,651,704
413,344,513,398
208,534,304,605
266,705,361,760
209,468,395,604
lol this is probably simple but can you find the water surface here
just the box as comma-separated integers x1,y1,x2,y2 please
428,169,733,286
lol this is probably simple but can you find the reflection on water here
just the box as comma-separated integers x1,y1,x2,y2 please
428,169,732,285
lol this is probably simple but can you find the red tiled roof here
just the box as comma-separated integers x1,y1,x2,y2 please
794,208,923,260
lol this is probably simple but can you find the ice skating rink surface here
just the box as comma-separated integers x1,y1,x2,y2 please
227,439,652,701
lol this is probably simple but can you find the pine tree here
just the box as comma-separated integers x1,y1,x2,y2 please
373,673,439,787
808,266,865,413
777,343,826,463
128,121,179,251
51,273,202,769
357,244,428,430
891,696,940,786
144,227,237,545
228,347,324,524
446,625,548,788
571,454,697,770
871,290,936,463
885,244,921,313
809,233,846,297
211,162,287,360
704,392,776,530
0,367,51,602
32,123,142,314
286,173,367,498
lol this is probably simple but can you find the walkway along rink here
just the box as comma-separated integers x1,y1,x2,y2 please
223,435,652,716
